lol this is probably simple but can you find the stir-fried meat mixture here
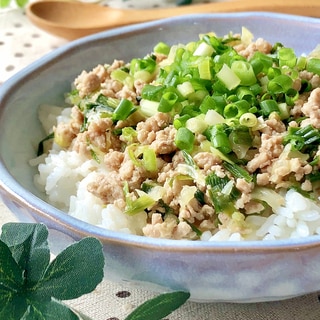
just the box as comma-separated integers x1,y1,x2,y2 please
47,29,320,240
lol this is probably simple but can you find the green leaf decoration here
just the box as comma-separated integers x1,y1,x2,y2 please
34,237,104,300
15,0,29,7
0,223,105,320
0,239,27,319
22,299,80,320
0,0,11,8
0,222,191,319
0,239,24,293
1,223,50,284
124,291,190,320
0,295,29,320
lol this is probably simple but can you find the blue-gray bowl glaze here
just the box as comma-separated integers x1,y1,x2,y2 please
1,12,320,302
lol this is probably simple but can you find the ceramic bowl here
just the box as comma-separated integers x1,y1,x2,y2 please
1,13,320,303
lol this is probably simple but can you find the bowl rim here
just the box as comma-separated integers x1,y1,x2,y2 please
2,11,320,252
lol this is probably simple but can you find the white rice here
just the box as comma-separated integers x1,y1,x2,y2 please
33,147,147,235
32,106,320,241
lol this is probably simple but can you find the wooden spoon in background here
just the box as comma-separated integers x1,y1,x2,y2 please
26,0,320,40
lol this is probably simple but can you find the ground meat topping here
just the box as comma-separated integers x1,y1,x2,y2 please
38,30,320,241
301,88,320,128
71,118,121,158
136,112,171,145
74,64,108,98
150,125,177,154
234,38,273,59
193,152,222,174
87,172,124,204
246,134,284,172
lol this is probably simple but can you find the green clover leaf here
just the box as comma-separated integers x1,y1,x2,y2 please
0,0,28,8
21,299,80,320
0,222,190,320
15,0,28,7
1,223,50,284
0,239,27,319
125,291,190,320
32,237,104,301
0,223,104,320
0,0,11,8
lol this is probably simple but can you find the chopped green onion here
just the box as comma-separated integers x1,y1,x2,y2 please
112,98,137,121
193,41,215,57
223,100,250,119
241,26,254,46
260,99,279,117
143,148,157,172
296,56,307,70
239,113,257,127
111,69,130,83
223,161,253,183
121,127,137,144
141,84,166,101
231,60,257,86
134,70,154,82
130,55,157,75
80,96,116,132
158,91,179,112
37,132,54,156
300,79,312,93
236,86,255,102
187,90,208,106
153,41,170,55
124,193,156,215
308,171,320,182
249,83,263,96
285,88,299,106
278,47,297,68
186,115,207,134
271,42,284,53
199,94,226,115
194,189,205,205
205,173,240,214
204,109,225,126
198,58,212,80
229,126,252,145
173,114,191,129
277,102,290,120
139,99,159,117
283,124,320,152
90,148,101,163
306,58,320,75
267,67,281,80
127,144,142,167
228,126,253,159
250,51,273,74
267,74,293,94
177,81,194,97
175,127,195,152
181,150,198,170
183,219,203,237
209,124,232,154
216,64,241,90
202,34,229,54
